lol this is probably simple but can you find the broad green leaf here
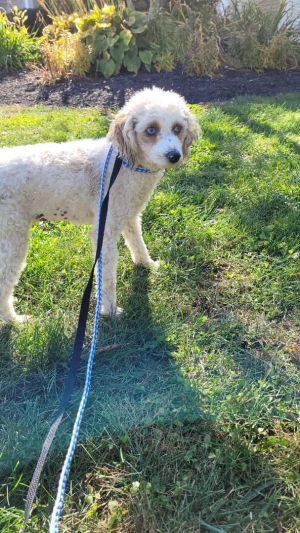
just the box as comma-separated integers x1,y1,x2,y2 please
119,29,132,46
98,57,116,78
113,61,122,75
110,44,125,63
139,50,153,65
107,34,119,48
93,32,109,51
124,51,141,73
131,24,147,34
124,15,136,26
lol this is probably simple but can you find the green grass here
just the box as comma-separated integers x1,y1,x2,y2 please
0,95,299,532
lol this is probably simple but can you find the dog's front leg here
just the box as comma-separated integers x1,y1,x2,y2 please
122,216,159,269
101,236,122,316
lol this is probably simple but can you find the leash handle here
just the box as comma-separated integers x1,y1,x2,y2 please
22,148,122,532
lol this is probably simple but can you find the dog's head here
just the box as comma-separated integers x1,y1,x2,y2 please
107,87,201,171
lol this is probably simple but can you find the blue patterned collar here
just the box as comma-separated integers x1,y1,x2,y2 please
120,156,151,174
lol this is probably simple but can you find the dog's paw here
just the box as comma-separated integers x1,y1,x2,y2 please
150,259,160,270
14,314,31,324
0,312,31,325
136,258,160,270
101,306,123,317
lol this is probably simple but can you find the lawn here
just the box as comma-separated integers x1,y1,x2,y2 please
0,95,299,532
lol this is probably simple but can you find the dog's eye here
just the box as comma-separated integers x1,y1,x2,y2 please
173,124,182,135
145,126,157,136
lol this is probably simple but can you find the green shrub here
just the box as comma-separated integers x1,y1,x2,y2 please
142,8,181,72
40,1,221,79
222,0,300,69
183,16,221,75
0,6,41,69
78,4,154,76
168,0,221,76
40,0,300,80
141,1,222,76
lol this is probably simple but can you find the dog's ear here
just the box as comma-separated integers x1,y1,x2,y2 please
183,110,201,159
107,111,139,165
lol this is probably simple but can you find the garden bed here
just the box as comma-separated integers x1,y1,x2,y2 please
1,67,300,107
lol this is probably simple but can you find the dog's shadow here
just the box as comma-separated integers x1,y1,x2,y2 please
82,266,204,435
0,266,204,476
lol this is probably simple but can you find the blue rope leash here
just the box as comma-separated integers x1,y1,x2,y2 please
48,150,151,531
49,145,112,532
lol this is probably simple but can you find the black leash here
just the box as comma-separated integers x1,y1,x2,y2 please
22,154,123,531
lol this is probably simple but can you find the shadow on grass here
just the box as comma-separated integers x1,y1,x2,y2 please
226,109,299,246
79,265,205,444
222,99,300,155
1,268,288,532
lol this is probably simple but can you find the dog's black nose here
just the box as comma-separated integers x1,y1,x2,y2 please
166,150,181,164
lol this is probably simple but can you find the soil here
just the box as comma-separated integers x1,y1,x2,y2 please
0,67,300,108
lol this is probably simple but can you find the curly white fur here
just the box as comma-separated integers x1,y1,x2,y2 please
0,87,200,323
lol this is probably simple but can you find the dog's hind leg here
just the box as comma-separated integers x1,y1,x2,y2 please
122,216,159,269
0,212,31,324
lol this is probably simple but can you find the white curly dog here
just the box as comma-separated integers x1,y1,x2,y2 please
0,87,200,323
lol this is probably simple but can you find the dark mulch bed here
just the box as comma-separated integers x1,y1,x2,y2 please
1,67,300,108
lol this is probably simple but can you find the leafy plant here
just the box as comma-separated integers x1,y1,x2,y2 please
77,4,154,76
0,6,41,69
